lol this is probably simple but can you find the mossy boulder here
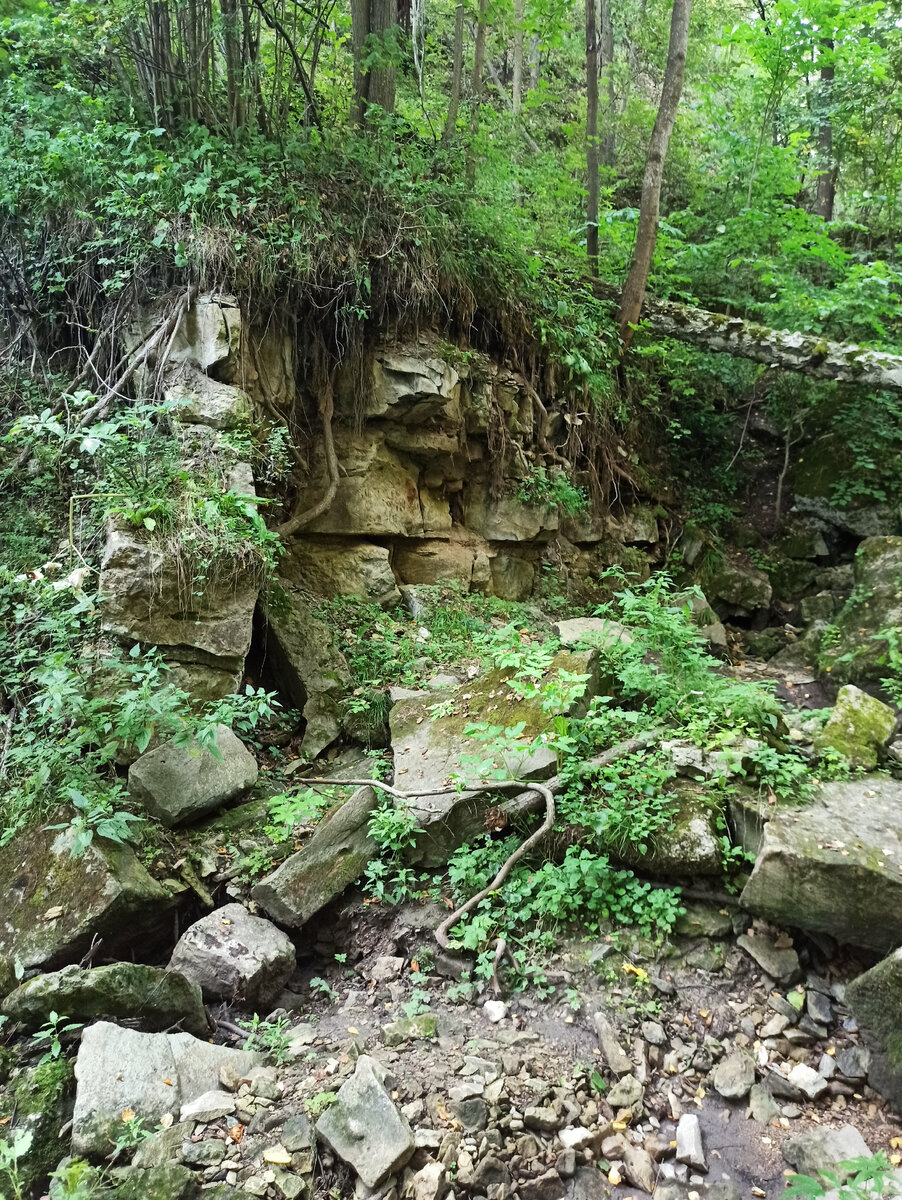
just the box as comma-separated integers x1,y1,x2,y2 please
0,825,172,973
110,1164,198,1200
388,649,601,866
2,963,209,1037
698,553,772,616
740,776,902,952
0,1058,74,1194
613,782,725,877
813,685,896,769
846,948,902,1111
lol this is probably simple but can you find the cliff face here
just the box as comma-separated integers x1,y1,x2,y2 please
97,295,662,707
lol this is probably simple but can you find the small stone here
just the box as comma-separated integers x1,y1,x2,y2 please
451,1098,487,1133
783,1124,872,1176
712,1052,756,1101
781,1105,802,1119
675,1114,706,1171
607,1075,643,1113
736,933,800,984
382,1014,438,1046
519,1167,565,1200
371,956,405,982
641,1021,666,1046
836,1045,870,1081
524,1106,561,1133
748,1083,780,1126
759,1014,789,1038
556,1148,576,1178
181,1139,226,1166
787,1063,829,1101
409,1161,448,1200
622,1145,656,1194
263,1145,293,1166
558,1127,595,1151
592,1012,633,1076
806,990,833,1026
179,1089,237,1123
281,1115,312,1153
517,1134,540,1159
768,994,800,1023
483,1000,507,1023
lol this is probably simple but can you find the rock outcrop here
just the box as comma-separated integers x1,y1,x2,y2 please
846,948,902,1112
739,776,902,952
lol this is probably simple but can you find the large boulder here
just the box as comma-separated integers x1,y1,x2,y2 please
813,685,896,769
0,825,171,974
263,587,352,759
315,1055,415,1188
462,483,558,543
846,948,902,1111
389,650,600,866
819,536,902,683
252,786,378,929
613,782,725,877
0,1058,74,1194
168,903,295,1006
739,777,902,952
2,963,208,1037
128,725,258,827
701,555,772,616
282,539,400,606
72,1022,258,1155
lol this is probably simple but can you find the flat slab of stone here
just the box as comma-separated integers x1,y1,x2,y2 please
168,903,295,1006
129,725,258,827
252,786,378,928
551,618,633,650
389,650,600,866
0,825,171,974
1,962,208,1037
315,1054,415,1188
740,777,902,952
73,1022,259,1155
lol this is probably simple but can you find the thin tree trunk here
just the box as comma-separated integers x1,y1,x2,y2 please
351,0,398,122
814,41,836,221
512,0,524,114
528,34,540,90
600,0,615,167
585,0,600,271
443,0,465,141
465,0,488,185
617,0,693,350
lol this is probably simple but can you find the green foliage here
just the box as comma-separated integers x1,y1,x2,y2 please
31,1011,83,1066
363,794,423,905
238,1014,293,1065
784,1154,901,1199
516,466,590,515
264,787,334,843
0,1128,33,1200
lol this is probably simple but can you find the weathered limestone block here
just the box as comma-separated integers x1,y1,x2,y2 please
128,725,258,826
740,777,902,952
264,586,352,758
393,538,480,587
168,903,295,1006
819,536,902,683
846,948,902,1111
283,538,400,606
129,292,241,379
294,432,451,538
252,786,378,928
99,522,258,700
462,482,559,542
316,1055,415,1188
73,1022,258,1155
163,363,250,430
0,825,171,974
360,343,462,423
490,554,535,600
702,555,772,615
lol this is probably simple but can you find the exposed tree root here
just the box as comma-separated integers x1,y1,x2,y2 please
277,373,340,537
299,730,659,994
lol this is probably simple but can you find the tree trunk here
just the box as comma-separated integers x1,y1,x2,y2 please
512,0,524,114
443,0,465,142
465,0,488,185
600,0,615,167
630,294,902,393
617,0,692,349
585,0,600,271
351,0,399,123
814,41,836,221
